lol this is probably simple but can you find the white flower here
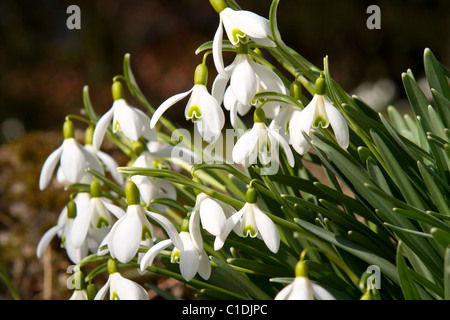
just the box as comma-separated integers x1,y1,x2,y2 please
84,144,124,186
212,5,275,75
232,109,294,169
150,64,225,143
130,150,177,210
70,189,126,251
274,276,336,300
93,98,156,151
39,121,104,190
95,260,149,300
98,203,183,264
289,77,349,155
140,230,211,282
69,289,88,300
212,51,287,127
188,192,237,251
215,200,280,253
36,198,89,264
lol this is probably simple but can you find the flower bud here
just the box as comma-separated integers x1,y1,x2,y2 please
125,180,141,205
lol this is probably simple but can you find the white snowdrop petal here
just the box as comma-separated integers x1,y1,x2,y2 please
274,283,294,300
311,282,336,300
60,139,86,183
232,129,259,165
94,278,111,300
140,239,172,272
199,197,227,236
230,57,257,105
36,224,64,258
212,16,226,76
150,89,193,128
145,209,184,251
197,250,211,280
39,144,63,190
111,207,142,263
114,274,149,300
253,205,280,253
93,107,115,151
325,101,349,149
225,8,271,40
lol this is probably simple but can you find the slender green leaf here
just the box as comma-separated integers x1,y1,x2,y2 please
396,241,422,300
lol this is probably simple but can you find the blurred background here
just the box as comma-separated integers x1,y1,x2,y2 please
0,0,448,299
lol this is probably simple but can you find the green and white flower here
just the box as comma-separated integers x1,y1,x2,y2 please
95,259,149,300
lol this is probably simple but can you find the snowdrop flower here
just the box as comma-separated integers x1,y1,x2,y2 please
69,270,88,300
98,180,183,264
140,219,211,282
93,80,156,151
209,0,275,75
212,44,287,127
36,198,89,264
215,187,280,253
70,179,126,251
289,75,349,155
232,108,294,169
95,259,149,300
130,147,177,210
39,119,104,190
275,260,335,300
150,63,225,143
188,189,237,251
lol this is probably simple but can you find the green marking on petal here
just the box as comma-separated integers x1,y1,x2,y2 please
187,105,202,122
96,217,110,229
171,249,180,263
111,291,120,300
243,225,257,238
142,226,152,241
113,120,121,133
232,29,247,45
313,115,328,128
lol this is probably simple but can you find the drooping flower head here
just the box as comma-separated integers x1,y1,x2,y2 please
214,186,280,253
93,80,156,151
275,260,336,300
140,218,211,282
98,180,183,264
212,43,287,127
150,63,225,143
209,0,275,76
39,119,105,190
289,74,349,155
232,107,294,170
95,259,149,300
